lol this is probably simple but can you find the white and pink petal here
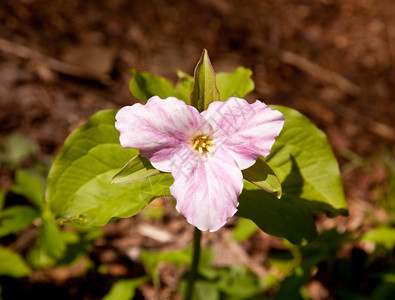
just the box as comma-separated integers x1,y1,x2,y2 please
170,148,243,232
115,96,213,172
203,97,285,170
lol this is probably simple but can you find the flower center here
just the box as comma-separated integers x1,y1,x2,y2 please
192,135,213,155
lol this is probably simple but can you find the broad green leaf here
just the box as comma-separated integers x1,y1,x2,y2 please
111,155,161,184
232,218,259,241
238,182,317,245
56,228,103,266
175,70,194,102
46,110,173,227
26,243,56,269
0,246,31,277
267,105,347,216
141,249,191,276
190,49,220,112
190,281,219,300
216,67,255,101
103,277,147,300
0,206,39,237
242,157,282,198
238,106,347,244
360,226,395,250
11,169,45,210
129,69,175,103
217,266,263,298
38,216,67,259
26,215,67,268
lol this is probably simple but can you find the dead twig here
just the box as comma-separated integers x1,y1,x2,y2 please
280,50,361,97
0,37,111,85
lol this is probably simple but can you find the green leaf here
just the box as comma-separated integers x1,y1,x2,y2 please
360,226,395,250
0,188,5,210
217,266,263,298
0,246,31,277
238,183,317,245
103,277,147,300
26,243,56,269
190,49,220,112
111,155,161,184
26,215,67,268
232,218,259,241
242,157,282,198
216,67,255,101
56,228,103,266
46,110,173,227
191,281,219,300
0,134,38,167
175,70,194,103
11,169,45,210
129,69,175,103
267,105,347,216
0,206,39,237
238,106,347,244
38,216,67,259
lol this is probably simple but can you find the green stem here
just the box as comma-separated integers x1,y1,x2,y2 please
185,227,202,300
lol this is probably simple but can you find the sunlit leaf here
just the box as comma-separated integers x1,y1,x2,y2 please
103,277,147,300
190,281,219,300
238,106,347,244
217,266,263,298
175,70,194,102
360,226,395,250
216,67,255,101
38,216,67,259
0,246,31,277
47,110,173,227
11,169,45,210
129,69,175,103
231,218,259,241
0,206,39,237
190,49,220,112
267,105,347,216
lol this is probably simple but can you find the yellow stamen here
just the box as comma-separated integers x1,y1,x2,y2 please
192,135,214,156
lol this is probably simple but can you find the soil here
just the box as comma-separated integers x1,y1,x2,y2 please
0,0,394,299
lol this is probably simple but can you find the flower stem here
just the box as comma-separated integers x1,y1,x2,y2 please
185,227,202,300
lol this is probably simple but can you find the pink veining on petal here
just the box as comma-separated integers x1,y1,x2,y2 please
170,147,243,232
202,97,285,170
115,95,284,232
115,96,212,172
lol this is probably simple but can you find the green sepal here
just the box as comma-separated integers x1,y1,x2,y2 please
190,49,220,112
111,155,161,184
242,157,282,199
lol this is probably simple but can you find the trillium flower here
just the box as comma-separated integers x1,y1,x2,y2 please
115,96,284,232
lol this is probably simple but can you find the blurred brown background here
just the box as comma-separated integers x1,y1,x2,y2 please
0,0,394,298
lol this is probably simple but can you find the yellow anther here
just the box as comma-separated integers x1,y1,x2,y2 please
192,135,214,155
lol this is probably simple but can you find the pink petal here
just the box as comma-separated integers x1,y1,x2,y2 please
170,148,243,232
115,96,212,172
202,97,285,170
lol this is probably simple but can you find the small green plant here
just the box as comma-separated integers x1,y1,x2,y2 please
44,49,348,298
